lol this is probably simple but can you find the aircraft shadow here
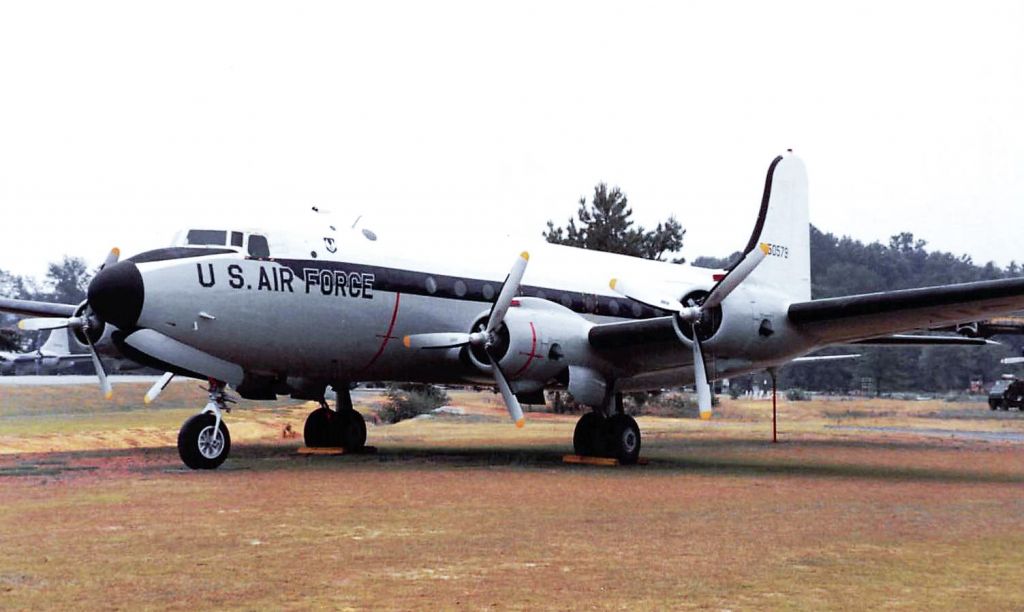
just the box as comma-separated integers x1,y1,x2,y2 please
3,438,1022,486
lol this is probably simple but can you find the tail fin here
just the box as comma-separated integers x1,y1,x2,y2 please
39,328,71,357
737,151,811,301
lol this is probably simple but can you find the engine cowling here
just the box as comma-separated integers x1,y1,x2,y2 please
464,297,594,393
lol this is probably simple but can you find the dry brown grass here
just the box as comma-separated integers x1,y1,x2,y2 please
2,383,1024,609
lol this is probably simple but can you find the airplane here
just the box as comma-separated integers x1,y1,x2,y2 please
0,327,90,375
3,151,1023,470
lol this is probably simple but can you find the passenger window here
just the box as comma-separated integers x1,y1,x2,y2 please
230,231,244,247
248,235,270,258
186,229,227,246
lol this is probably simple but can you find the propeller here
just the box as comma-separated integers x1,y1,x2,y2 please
144,372,176,404
611,243,771,419
16,247,121,399
403,251,530,427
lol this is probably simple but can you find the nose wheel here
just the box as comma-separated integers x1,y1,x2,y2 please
178,379,234,470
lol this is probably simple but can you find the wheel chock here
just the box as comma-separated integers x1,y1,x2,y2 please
297,446,378,456
562,454,648,466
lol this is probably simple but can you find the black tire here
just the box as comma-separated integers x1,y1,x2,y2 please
304,407,339,448
338,410,367,451
605,414,641,465
178,413,231,470
989,399,999,411
573,412,605,457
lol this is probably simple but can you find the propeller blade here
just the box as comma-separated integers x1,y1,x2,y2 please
101,247,121,270
485,349,525,428
1002,357,1024,365
83,331,112,400
703,243,769,309
485,251,530,334
402,332,475,350
17,317,72,331
144,371,175,404
691,326,713,420
608,278,686,314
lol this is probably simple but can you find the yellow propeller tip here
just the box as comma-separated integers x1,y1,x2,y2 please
17,320,25,330
520,251,530,261
759,242,770,255
700,412,712,421
143,396,152,405
402,336,411,348
105,391,114,400
609,278,617,290
515,418,526,428
111,247,121,256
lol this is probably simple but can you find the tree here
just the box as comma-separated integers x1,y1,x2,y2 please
544,183,685,262
43,256,91,305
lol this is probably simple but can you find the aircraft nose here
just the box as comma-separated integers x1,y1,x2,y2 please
88,260,144,329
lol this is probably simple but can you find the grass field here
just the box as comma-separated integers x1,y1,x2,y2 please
2,381,1024,609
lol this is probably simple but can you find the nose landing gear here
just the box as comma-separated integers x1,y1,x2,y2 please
178,380,233,470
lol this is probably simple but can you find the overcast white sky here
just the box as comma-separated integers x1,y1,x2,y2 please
1,1,1022,281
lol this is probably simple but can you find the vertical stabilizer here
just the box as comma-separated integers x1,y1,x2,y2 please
39,328,71,357
737,152,811,302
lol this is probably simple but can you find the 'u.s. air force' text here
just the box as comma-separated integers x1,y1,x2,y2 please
196,263,374,299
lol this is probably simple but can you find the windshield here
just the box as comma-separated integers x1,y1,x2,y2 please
186,229,228,246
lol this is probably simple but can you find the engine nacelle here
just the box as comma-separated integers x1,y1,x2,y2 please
465,297,594,393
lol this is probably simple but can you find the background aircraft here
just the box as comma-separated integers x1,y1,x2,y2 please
3,152,1024,470
0,328,89,375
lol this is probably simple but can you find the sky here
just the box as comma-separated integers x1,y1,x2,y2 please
1,1,1022,281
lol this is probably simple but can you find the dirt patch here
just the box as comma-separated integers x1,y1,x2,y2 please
1,389,1024,608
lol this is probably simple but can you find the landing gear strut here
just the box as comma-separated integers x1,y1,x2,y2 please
303,385,367,451
178,379,233,470
571,393,641,464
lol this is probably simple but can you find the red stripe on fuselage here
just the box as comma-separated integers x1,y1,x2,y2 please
358,292,402,375
511,321,541,378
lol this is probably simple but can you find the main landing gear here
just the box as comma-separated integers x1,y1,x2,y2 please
303,385,367,451
572,393,641,464
178,379,233,470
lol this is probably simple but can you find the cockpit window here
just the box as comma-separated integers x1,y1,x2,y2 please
248,235,270,258
230,231,244,247
186,229,227,246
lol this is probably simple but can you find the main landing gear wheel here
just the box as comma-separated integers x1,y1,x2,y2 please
304,407,336,447
178,413,231,470
573,412,606,457
303,407,367,451
605,414,641,465
572,412,642,464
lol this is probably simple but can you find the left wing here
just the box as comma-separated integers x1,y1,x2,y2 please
0,297,77,319
788,277,1024,346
